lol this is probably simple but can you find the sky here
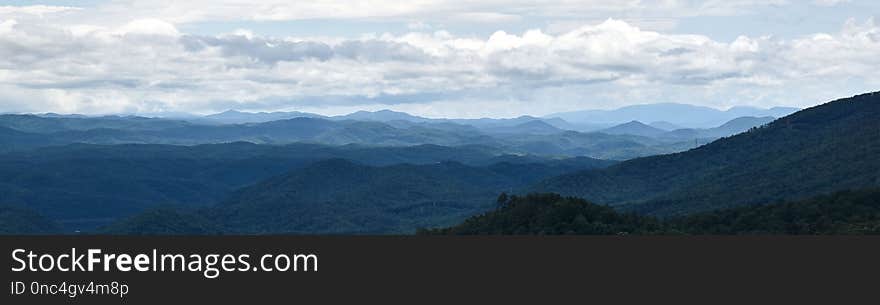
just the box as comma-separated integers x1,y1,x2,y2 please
0,0,878,118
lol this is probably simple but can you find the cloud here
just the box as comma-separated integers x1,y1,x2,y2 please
0,5,81,17
32,0,800,26
0,5,879,117
814,0,851,7
116,19,180,36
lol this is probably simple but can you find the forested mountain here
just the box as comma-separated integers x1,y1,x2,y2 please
334,109,431,123
2,92,866,236
648,121,682,131
422,193,663,235
660,116,775,140
0,205,61,234
200,110,325,124
498,131,690,160
99,208,221,235
0,127,56,152
425,188,880,235
0,142,612,232
209,157,614,234
0,114,192,133
599,121,668,137
533,92,880,216
0,113,691,160
482,120,563,135
666,188,880,234
600,116,775,140
547,103,798,128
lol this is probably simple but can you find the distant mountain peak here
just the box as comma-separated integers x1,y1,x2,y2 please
336,109,430,122
547,103,800,128
515,120,556,128
599,120,666,137
535,91,880,216
201,109,324,124
648,121,681,131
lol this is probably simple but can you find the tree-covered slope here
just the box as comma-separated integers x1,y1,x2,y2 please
667,188,880,234
0,205,61,234
210,158,610,234
533,92,880,216
0,143,499,232
100,208,221,235
0,114,689,160
425,188,880,235
421,193,663,235
0,142,612,233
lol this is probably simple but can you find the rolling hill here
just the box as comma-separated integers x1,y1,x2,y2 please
599,121,668,137
0,142,612,233
548,103,797,128
424,188,880,235
207,157,614,234
660,116,775,140
201,110,325,124
0,114,690,160
0,204,61,234
533,92,880,216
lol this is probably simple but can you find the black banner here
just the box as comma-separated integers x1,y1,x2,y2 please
1,236,877,304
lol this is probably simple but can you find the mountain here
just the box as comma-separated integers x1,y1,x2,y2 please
421,193,663,235
483,120,563,135
0,114,690,160
0,116,497,149
100,208,220,235
201,110,324,124
648,121,682,131
211,159,510,234
599,121,667,137
547,103,798,128
334,109,431,122
0,127,54,152
666,188,880,234
712,116,775,134
599,117,775,142
725,106,801,119
334,110,589,133
495,131,687,160
0,205,61,234
0,114,192,133
533,92,880,216
0,143,498,231
0,142,613,232
424,188,880,235
660,116,775,140
208,157,615,234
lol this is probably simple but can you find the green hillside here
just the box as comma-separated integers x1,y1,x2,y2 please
533,92,880,216
0,205,61,234
209,158,611,234
425,188,880,235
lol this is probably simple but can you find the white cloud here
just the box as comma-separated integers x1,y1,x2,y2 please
814,0,851,7
25,0,800,27
116,19,180,36
0,2,878,117
0,5,81,17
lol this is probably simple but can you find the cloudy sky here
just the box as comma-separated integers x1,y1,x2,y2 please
0,0,878,118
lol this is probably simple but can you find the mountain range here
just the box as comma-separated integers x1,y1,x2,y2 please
125,102,798,130
0,142,613,231
425,188,880,235
1,113,740,160
533,92,880,216
548,103,798,129
5,92,877,235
